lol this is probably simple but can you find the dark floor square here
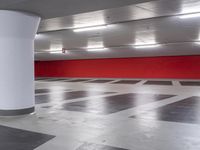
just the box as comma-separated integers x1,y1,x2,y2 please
35,89,53,94
35,78,44,81
77,143,128,150
86,79,114,83
131,96,200,124
35,78,51,81
0,125,54,150
43,78,68,82
37,79,54,82
35,88,70,94
60,93,175,115
66,79,91,82
144,80,173,85
112,80,141,84
35,90,115,104
179,81,200,86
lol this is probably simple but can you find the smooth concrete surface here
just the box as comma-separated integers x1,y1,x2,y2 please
0,78,200,149
0,10,40,114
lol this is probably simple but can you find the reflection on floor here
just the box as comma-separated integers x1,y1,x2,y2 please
77,143,128,150
132,96,200,124
35,91,114,104
60,93,175,115
1,77,200,149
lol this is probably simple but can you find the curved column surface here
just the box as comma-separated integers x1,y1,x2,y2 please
0,11,41,116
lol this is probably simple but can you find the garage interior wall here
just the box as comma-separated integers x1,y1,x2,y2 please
35,55,200,79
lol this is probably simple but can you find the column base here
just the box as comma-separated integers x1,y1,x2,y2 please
0,107,35,116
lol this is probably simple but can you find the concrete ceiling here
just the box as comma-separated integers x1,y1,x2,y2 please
2,0,200,60
38,0,183,33
35,15,200,60
35,16,200,50
0,0,153,19
35,42,200,61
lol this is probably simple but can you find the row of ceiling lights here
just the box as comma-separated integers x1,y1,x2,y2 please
44,44,162,54
36,12,200,54
45,44,163,54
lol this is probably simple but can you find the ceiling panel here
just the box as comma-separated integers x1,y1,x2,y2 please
35,16,200,50
38,0,200,32
35,14,200,60
35,42,200,60
0,0,153,19
4,0,200,60
0,0,31,7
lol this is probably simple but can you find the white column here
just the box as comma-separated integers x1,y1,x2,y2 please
0,10,41,115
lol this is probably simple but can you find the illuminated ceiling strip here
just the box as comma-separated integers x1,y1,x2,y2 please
73,25,107,32
50,51,63,54
134,44,161,49
87,47,108,51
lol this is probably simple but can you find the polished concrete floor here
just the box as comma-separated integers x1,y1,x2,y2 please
1,78,200,149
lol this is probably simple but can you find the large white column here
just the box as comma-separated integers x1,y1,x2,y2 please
0,11,41,115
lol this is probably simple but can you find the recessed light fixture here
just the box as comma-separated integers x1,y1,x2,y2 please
179,13,200,19
87,47,108,52
50,51,63,54
49,48,67,54
134,44,161,49
34,51,43,54
73,25,107,32
195,41,200,44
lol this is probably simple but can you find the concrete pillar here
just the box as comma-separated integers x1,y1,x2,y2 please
0,10,41,116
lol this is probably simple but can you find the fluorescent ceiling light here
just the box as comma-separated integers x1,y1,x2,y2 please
179,13,200,19
195,41,200,44
87,47,108,52
87,45,104,49
134,44,161,49
73,25,107,32
35,51,43,54
50,51,63,54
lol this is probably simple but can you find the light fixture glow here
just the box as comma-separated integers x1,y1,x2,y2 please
73,25,107,32
87,44,104,49
50,51,63,54
134,44,161,49
179,13,200,19
195,41,200,45
87,47,108,52
35,33,41,39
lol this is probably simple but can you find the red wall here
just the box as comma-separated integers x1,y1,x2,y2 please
35,56,200,79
